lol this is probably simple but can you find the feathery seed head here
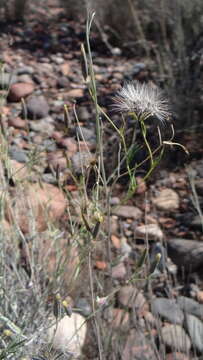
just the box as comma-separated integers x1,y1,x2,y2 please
112,81,170,124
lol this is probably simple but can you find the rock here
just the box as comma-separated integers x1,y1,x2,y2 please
8,116,27,129
151,298,184,324
112,205,142,220
0,72,17,89
59,137,78,153
16,66,34,75
8,82,35,102
66,88,84,98
17,74,34,84
197,291,203,304
167,238,203,271
118,286,147,314
161,324,191,352
9,146,29,163
60,62,71,76
57,76,69,88
122,329,157,360
76,126,96,144
75,298,92,317
29,118,54,135
185,314,203,352
6,183,67,233
47,313,87,357
177,296,203,319
47,151,68,171
26,95,49,119
77,106,90,121
112,262,126,279
135,224,163,241
71,151,95,175
153,188,179,211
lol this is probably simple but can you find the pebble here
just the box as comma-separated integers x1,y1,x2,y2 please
111,308,129,329
118,285,147,313
8,116,27,129
0,72,17,89
47,151,67,171
29,118,54,135
66,88,84,98
112,205,142,220
8,82,35,102
185,313,203,353
71,151,95,175
167,238,203,271
177,296,203,319
151,298,184,324
26,95,50,119
75,298,92,317
165,353,190,360
47,313,87,357
122,329,157,360
76,126,96,143
9,146,29,163
153,188,179,211
135,223,164,241
16,66,34,75
161,324,191,352
112,262,126,279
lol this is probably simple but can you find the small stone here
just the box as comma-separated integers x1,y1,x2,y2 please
66,88,84,98
167,238,203,271
17,74,34,84
8,82,35,102
47,151,67,171
47,313,87,357
16,66,34,75
135,176,147,194
135,223,163,241
112,262,126,279
161,324,191,352
29,118,54,135
9,160,30,182
57,76,69,89
26,95,49,119
195,179,203,196
190,215,203,231
9,147,29,163
112,205,142,220
177,296,203,320
71,151,95,175
59,137,78,153
185,314,203,352
60,62,71,76
153,188,179,211
8,117,27,129
77,106,90,121
151,298,184,324
76,126,96,143
197,291,203,304
118,286,147,313
75,298,92,317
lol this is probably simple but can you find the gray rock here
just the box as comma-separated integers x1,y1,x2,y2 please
122,329,157,360
26,95,49,119
151,298,184,324
76,126,96,143
16,66,34,75
152,188,179,211
190,215,203,231
71,151,94,175
75,298,92,317
161,324,191,352
135,223,163,241
177,296,203,319
195,179,203,196
112,205,142,220
29,119,54,136
167,238,203,271
9,147,29,163
77,107,90,122
118,286,146,311
185,314,203,353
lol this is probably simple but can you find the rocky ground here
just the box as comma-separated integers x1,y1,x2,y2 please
0,2,203,360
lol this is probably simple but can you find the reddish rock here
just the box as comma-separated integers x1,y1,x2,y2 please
47,151,68,171
118,285,148,314
66,89,84,98
8,82,35,102
59,137,78,153
6,183,67,233
9,159,30,182
122,329,157,360
112,262,126,279
8,117,27,129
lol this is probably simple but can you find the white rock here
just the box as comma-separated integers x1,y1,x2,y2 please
153,188,179,211
135,223,163,240
47,313,87,357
